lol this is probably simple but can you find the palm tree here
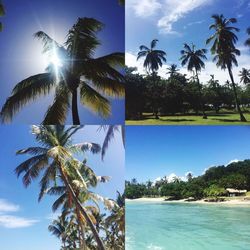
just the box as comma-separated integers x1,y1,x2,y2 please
180,43,207,118
48,213,78,249
172,176,181,184
105,191,125,249
47,163,113,249
137,39,166,74
239,68,250,84
245,27,250,48
206,14,246,122
137,39,166,119
15,125,106,249
0,1,5,31
186,172,193,182
166,64,179,78
1,18,124,125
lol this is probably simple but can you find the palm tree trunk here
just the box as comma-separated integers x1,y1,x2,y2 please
227,67,247,122
152,72,159,119
195,69,207,119
72,89,80,125
59,166,106,250
75,207,87,250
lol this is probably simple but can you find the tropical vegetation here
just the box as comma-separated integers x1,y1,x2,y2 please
125,159,250,200
1,18,125,125
15,125,124,249
126,14,250,124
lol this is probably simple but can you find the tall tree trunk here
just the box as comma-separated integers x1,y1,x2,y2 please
227,67,247,122
195,69,207,119
76,207,87,250
152,72,159,119
59,166,106,250
72,89,80,125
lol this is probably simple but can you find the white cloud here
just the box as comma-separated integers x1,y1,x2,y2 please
226,159,240,166
158,0,213,34
0,199,39,229
126,50,250,85
0,199,19,213
127,0,162,17
128,0,213,34
0,215,38,228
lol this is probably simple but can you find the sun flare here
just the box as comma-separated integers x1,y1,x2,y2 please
48,51,62,67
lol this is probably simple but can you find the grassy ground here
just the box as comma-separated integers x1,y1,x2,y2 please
126,112,250,125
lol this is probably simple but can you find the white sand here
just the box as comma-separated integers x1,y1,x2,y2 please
126,197,250,205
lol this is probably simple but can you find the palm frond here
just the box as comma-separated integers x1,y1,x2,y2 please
94,52,124,67
42,85,70,125
80,82,111,118
1,73,55,123
101,125,116,160
38,161,57,201
65,17,103,61
69,142,101,154
150,39,158,49
16,147,48,156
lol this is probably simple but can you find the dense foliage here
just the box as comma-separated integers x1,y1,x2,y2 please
125,160,250,200
126,15,250,122
126,68,250,119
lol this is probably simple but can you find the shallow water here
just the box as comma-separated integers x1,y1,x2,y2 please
126,202,250,250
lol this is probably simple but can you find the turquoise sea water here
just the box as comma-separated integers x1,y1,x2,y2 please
126,202,250,250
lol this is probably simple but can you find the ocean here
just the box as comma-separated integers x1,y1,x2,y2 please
126,201,250,250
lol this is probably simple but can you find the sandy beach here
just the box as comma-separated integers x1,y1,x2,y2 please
126,197,250,205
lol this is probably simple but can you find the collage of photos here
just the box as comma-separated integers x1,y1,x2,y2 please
0,0,250,250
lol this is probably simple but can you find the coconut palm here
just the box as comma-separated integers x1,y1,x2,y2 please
137,39,166,119
245,27,250,48
1,18,124,125
186,172,193,182
137,39,166,74
0,1,5,31
47,163,113,249
105,191,125,249
180,43,207,118
48,213,78,249
166,64,179,78
206,14,246,122
15,125,106,249
239,68,250,84
172,176,181,184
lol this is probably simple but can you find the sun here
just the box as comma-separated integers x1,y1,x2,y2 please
48,51,63,67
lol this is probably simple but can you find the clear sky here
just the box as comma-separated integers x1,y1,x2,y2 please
0,0,124,124
0,125,124,250
126,0,250,84
126,126,250,183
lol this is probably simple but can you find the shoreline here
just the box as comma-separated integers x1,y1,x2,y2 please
125,197,250,205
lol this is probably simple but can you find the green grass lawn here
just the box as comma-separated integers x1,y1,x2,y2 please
126,112,250,125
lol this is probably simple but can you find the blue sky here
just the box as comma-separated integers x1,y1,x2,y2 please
0,125,124,250
126,126,250,183
126,0,250,84
0,0,124,124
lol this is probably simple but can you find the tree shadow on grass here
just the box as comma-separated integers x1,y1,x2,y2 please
211,118,242,123
159,118,195,122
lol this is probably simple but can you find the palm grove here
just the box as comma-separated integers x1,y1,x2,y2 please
15,126,124,250
126,14,250,122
